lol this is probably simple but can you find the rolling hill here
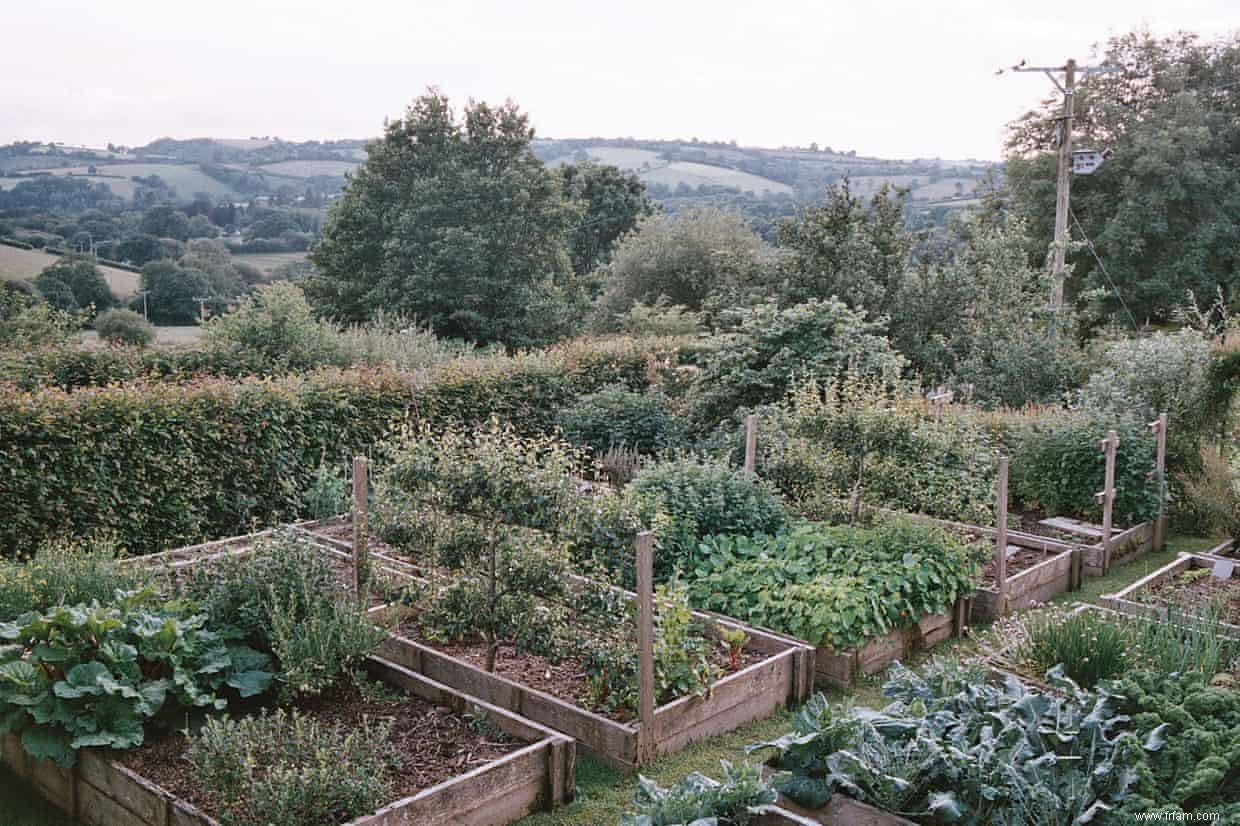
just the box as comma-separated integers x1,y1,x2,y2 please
0,245,141,297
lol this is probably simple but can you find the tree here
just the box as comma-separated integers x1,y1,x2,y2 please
140,205,191,241
181,239,247,300
593,207,775,327
141,260,211,325
307,90,583,347
558,161,655,275
35,257,115,314
775,180,912,314
1005,29,1240,326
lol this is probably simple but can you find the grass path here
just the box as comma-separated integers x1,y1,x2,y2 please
0,533,1218,826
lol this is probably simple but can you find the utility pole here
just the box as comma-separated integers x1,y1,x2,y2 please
135,290,150,321
1007,59,1121,319
193,296,211,324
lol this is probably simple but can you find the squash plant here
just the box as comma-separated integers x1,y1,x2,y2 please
687,519,977,650
0,589,272,767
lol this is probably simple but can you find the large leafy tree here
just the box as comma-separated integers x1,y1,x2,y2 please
558,161,655,276
307,90,583,347
35,256,116,315
1005,30,1240,325
775,181,913,315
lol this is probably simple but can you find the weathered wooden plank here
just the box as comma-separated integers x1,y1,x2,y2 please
652,651,793,741
78,777,154,826
775,791,918,826
1039,517,1105,541
654,678,789,757
79,750,168,826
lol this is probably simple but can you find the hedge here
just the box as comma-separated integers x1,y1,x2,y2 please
0,337,683,556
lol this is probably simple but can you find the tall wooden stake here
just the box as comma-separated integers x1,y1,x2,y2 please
994,456,1009,616
1149,413,1168,550
1050,59,1076,315
744,414,758,475
352,456,369,605
635,531,655,764
1096,431,1118,570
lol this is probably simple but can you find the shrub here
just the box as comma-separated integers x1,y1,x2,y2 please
752,376,995,524
1000,408,1159,524
1173,448,1240,540
266,573,386,701
0,537,141,621
94,308,155,347
686,520,977,650
687,299,906,431
628,457,787,579
614,298,703,336
0,290,82,349
557,384,679,455
189,709,395,826
204,282,347,372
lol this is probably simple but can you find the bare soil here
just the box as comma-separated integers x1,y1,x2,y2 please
1146,569,1240,624
978,547,1057,589
122,682,524,817
397,623,767,723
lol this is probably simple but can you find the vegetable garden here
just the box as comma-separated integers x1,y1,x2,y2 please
1,325,1235,826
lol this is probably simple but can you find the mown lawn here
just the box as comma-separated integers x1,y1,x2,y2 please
0,533,1218,826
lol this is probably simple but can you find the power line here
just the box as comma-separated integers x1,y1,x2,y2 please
1069,207,1139,331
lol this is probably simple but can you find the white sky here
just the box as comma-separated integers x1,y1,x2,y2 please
2,0,1234,161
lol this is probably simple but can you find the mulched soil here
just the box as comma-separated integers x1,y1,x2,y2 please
1145,568,1240,625
122,682,525,817
977,547,1058,589
398,622,767,723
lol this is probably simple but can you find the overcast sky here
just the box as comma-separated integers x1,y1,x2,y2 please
3,0,1234,160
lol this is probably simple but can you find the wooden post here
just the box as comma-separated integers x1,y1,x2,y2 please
1148,413,1168,551
994,456,1009,616
352,456,369,605
930,389,953,427
1096,430,1118,570
635,531,655,764
744,414,758,475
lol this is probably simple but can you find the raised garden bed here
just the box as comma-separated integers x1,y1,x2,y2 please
770,790,918,826
1102,552,1240,632
0,655,575,826
149,521,815,773
810,601,966,689
970,544,1077,623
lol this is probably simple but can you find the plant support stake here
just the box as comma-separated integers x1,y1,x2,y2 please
995,456,1009,615
353,456,370,605
744,414,758,474
1148,413,1168,551
1096,431,1118,569
635,530,655,764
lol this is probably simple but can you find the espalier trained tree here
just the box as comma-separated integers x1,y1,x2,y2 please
308,90,585,348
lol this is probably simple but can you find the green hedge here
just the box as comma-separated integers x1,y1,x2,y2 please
0,369,412,556
0,337,679,556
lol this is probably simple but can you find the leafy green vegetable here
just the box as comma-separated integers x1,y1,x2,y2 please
619,760,778,826
687,520,976,650
0,590,272,766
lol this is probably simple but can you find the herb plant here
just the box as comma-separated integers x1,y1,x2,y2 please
189,708,396,826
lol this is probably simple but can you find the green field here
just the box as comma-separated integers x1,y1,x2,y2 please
638,160,792,195
232,250,311,275
78,326,203,348
257,160,358,178
10,164,242,200
0,246,140,296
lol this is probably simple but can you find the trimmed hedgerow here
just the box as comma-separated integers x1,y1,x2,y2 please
0,369,413,557
0,338,685,557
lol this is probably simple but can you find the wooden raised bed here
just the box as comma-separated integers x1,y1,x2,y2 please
810,600,966,689
970,545,1077,623
773,793,919,826
0,656,575,826
1101,552,1240,634
144,522,815,774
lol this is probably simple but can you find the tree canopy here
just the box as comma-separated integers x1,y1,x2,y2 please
307,90,586,347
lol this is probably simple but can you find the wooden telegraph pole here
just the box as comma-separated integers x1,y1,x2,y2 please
1007,59,1120,321
1096,431,1118,570
635,531,655,765
352,456,370,605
